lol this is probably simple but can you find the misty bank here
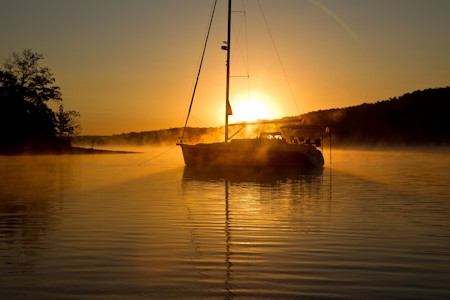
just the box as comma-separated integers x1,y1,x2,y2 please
74,87,450,149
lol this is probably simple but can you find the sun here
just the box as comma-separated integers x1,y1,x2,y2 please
231,92,278,122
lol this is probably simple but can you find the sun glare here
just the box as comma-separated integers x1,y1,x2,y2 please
231,92,278,122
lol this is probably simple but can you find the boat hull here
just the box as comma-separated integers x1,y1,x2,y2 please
179,139,324,168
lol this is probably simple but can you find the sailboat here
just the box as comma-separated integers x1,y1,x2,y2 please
178,0,324,168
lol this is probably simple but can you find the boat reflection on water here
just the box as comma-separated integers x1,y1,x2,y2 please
181,166,329,299
182,165,324,184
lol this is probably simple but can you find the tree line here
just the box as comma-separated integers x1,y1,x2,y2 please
76,87,450,148
4,50,446,151
73,127,223,148
300,87,450,146
0,49,80,154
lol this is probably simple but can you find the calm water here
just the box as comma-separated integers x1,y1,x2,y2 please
1,147,449,299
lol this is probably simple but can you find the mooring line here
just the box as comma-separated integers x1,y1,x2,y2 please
137,145,178,166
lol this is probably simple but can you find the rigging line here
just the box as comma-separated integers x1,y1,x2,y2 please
231,10,248,77
137,144,177,166
180,0,218,143
228,11,248,109
229,4,250,108
244,2,250,104
239,0,251,104
190,115,212,128
256,0,300,115
307,0,364,49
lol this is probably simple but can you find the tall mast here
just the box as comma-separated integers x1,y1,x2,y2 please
225,0,231,142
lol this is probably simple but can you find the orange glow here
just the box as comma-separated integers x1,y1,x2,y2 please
231,92,279,122
2,1,448,135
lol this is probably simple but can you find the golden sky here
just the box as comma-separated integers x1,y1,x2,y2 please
1,0,449,135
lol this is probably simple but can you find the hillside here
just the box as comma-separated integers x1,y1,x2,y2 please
74,87,450,148
300,87,450,146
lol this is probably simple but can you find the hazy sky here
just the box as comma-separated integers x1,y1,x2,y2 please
1,0,449,135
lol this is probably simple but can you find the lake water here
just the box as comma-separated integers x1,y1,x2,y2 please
1,147,449,299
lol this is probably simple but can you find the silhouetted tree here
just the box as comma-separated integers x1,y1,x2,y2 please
0,49,80,153
55,104,81,139
4,49,61,101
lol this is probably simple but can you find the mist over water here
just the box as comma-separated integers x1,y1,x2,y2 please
0,147,449,299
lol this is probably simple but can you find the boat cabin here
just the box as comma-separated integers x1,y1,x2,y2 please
259,132,283,140
280,125,323,147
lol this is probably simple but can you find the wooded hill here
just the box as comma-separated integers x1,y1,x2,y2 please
75,87,450,148
300,87,450,146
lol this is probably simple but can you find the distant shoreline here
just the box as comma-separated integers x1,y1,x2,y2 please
75,87,450,148
0,146,138,156
65,147,138,154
